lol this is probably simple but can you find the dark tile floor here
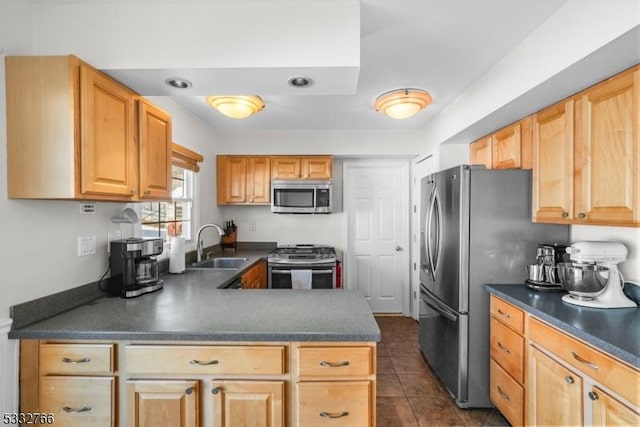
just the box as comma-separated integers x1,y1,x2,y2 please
375,315,509,427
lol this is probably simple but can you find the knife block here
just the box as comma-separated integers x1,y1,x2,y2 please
221,229,237,253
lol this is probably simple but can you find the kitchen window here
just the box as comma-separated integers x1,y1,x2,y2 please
141,143,203,243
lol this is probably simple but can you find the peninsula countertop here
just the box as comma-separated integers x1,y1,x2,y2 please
9,252,380,343
485,284,639,367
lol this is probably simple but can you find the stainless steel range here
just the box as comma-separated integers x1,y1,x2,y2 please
267,244,337,289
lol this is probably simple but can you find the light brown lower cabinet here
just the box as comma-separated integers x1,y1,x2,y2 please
39,376,115,427
591,385,640,426
211,380,285,427
527,347,583,426
297,381,372,426
127,380,199,427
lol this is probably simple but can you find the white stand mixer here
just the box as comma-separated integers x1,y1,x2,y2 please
561,241,637,309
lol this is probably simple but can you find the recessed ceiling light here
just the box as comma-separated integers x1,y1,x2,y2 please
165,78,192,89
288,76,313,88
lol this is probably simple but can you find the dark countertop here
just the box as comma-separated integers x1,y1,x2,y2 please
9,250,380,343
485,284,639,367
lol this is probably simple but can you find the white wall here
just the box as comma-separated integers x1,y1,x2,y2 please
417,0,640,282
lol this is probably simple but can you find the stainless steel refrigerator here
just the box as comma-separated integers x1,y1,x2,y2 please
419,165,568,408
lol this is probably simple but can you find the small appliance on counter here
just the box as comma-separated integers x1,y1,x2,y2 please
558,241,636,309
108,237,164,298
525,242,570,291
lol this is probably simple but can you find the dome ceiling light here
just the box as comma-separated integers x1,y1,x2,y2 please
374,89,432,119
206,95,265,119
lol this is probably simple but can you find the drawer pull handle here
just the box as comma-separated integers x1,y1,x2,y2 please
497,342,511,354
189,359,219,366
320,411,349,419
565,376,574,384
572,352,599,370
496,386,511,402
497,309,510,319
61,357,91,364
320,360,350,368
588,391,599,401
61,406,92,414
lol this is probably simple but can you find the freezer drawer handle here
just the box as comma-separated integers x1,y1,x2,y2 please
572,352,599,370
319,360,350,368
272,269,334,274
61,406,92,414
61,357,91,364
497,341,511,354
422,296,457,322
189,359,220,366
320,411,349,419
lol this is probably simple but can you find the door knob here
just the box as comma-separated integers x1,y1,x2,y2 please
395,246,403,252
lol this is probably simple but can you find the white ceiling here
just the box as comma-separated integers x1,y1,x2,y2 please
107,0,572,132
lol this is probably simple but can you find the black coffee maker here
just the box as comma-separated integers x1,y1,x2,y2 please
525,242,570,291
108,238,164,298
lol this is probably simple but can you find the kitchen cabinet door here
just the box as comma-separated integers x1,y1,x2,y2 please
241,260,267,289
469,136,493,169
574,66,639,226
211,380,285,427
79,63,137,198
271,156,301,179
247,157,271,204
590,386,640,426
492,123,522,169
217,156,248,204
532,98,575,223
301,156,333,179
138,98,172,200
527,346,583,426
127,380,198,427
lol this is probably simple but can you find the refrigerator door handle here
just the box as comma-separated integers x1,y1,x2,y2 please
425,190,436,280
427,187,442,281
420,288,457,322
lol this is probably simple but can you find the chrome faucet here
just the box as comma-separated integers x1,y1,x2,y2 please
195,223,225,262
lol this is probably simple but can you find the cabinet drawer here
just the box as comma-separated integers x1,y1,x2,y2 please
490,360,523,427
297,346,373,377
490,318,524,384
490,296,524,333
298,381,372,426
40,376,114,427
529,317,640,406
125,345,286,375
40,344,115,375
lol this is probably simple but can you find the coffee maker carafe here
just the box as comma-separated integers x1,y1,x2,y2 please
525,242,570,291
108,238,164,298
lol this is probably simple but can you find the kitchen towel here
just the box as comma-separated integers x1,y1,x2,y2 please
169,237,186,273
291,270,312,290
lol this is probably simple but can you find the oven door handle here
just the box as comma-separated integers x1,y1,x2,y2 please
271,269,334,274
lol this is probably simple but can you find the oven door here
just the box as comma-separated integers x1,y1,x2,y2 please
268,265,336,289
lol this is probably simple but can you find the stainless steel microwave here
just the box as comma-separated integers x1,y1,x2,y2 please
271,180,332,214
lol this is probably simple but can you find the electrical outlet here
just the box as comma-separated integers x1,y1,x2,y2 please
79,202,96,215
107,231,122,253
78,235,96,256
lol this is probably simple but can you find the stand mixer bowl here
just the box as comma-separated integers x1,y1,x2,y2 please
557,262,609,299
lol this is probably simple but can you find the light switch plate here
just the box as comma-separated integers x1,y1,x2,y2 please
78,235,96,256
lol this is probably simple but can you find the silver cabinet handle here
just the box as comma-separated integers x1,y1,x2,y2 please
497,342,511,354
320,411,349,419
319,360,350,368
497,309,511,319
565,376,574,384
588,391,599,401
61,357,91,364
189,359,219,366
211,387,220,395
497,386,511,401
578,212,586,219
572,352,599,370
561,211,569,218
61,406,92,414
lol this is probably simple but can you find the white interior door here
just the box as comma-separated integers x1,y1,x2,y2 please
410,155,435,320
344,161,409,314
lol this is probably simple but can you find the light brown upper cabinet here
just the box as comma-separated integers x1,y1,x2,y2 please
469,116,532,170
6,55,172,201
533,65,639,226
216,156,271,205
137,99,172,200
271,156,333,180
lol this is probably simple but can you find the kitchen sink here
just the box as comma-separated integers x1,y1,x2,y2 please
188,257,249,270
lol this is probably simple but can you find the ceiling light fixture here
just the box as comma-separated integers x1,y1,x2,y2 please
165,78,192,89
374,89,432,119
205,95,265,119
288,76,313,88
